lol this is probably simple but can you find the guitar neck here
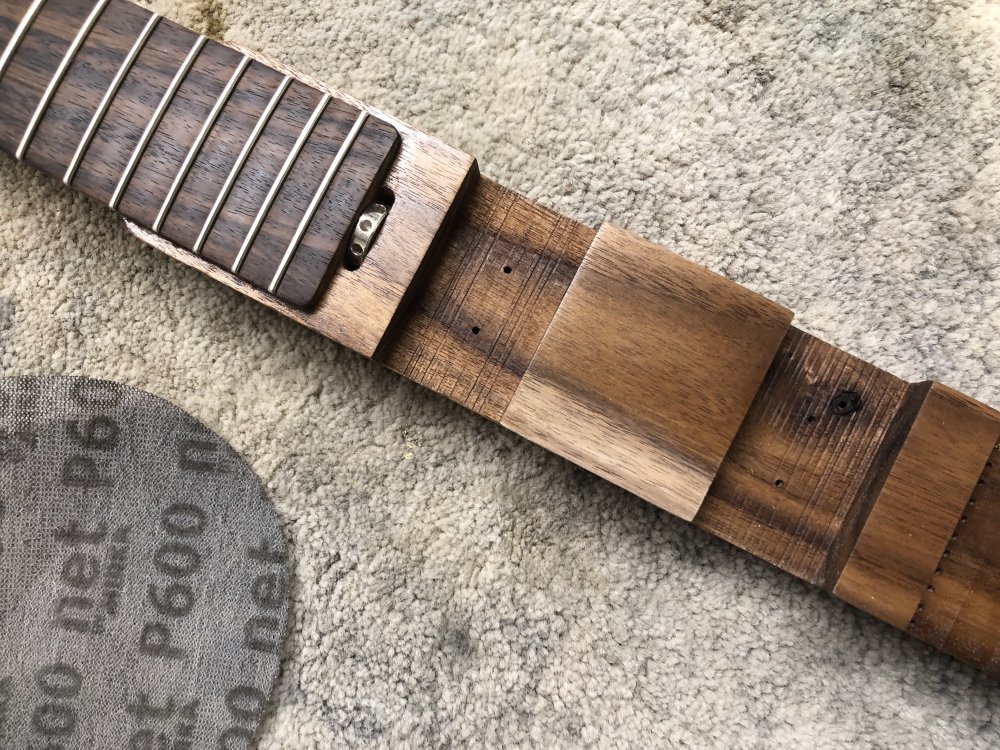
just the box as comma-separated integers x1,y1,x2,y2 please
2,0,999,680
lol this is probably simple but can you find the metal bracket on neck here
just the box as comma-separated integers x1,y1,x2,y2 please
346,202,390,269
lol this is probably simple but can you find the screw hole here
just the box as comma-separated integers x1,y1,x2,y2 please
774,479,784,488
471,326,480,335
927,585,934,593
961,516,968,523
503,265,512,274
830,390,862,416
806,415,816,424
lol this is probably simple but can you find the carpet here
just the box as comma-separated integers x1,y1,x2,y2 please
1,0,999,746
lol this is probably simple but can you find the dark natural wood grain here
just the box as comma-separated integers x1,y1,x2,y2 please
379,177,595,421
834,384,1000,628
501,223,793,520
199,79,322,268
115,32,242,227
4,0,1000,682
126,38,476,357
0,0,400,308
694,328,915,587
912,447,1000,677
20,0,151,176
159,59,284,246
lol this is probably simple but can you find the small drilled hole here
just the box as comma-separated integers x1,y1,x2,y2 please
970,499,977,506
935,568,943,575
927,585,934,593
774,479,784,488
806,415,816,423
360,219,373,232
471,326,480,335
943,550,950,557
961,516,969,523
351,242,363,255
830,390,862,416
503,265,512,274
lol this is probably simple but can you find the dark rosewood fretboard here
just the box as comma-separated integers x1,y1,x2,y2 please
0,0,400,307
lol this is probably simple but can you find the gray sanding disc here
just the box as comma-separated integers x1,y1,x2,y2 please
0,377,288,749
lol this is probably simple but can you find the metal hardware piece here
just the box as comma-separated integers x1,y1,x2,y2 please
346,202,389,269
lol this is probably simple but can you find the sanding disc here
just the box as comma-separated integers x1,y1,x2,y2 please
0,376,288,748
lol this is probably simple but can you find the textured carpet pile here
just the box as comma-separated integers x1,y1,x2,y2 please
1,0,999,746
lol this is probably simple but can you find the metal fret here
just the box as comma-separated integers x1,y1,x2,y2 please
192,75,292,255
109,34,207,211
231,93,331,274
0,0,46,81
64,13,161,186
268,111,368,293
152,54,252,232
17,0,111,160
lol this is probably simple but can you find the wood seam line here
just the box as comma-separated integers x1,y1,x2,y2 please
832,386,1000,629
501,223,794,520
818,381,933,589
909,449,1000,635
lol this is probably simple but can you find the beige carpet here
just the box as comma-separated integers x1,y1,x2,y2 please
2,0,1000,746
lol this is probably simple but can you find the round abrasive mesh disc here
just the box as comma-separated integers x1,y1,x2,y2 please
0,377,288,748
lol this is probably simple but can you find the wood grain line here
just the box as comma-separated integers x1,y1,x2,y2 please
833,384,1000,628
502,223,793,520
911,447,1000,677
380,178,594,420
695,329,915,585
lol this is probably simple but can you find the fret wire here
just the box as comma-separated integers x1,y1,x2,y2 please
152,54,252,232
64,12,161,186
192,75,292,255
231,92,332,275
269,110,368,294
0,0,46,81
16,0,112,161
109,34,208,211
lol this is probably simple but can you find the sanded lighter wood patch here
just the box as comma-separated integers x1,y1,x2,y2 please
501,223,793,520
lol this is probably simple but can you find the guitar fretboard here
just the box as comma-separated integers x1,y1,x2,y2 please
0,0,400,307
